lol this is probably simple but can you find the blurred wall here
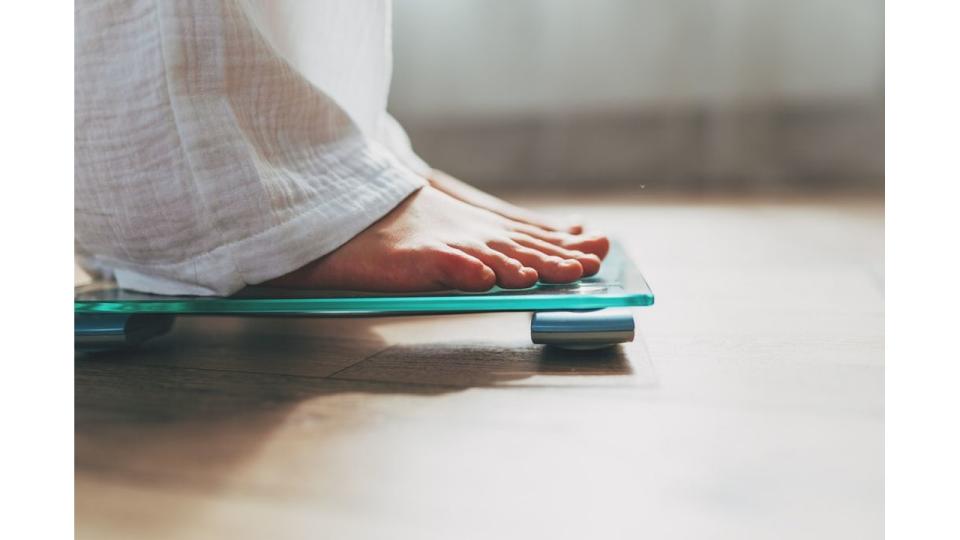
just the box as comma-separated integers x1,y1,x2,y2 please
389,0,884,194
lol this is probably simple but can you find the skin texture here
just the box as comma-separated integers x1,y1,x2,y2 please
426,169,585,235
266,180,609,292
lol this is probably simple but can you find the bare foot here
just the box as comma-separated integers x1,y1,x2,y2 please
427,169,588,236
266,186,609,292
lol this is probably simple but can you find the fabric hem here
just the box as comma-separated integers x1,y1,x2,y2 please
100,147,426,296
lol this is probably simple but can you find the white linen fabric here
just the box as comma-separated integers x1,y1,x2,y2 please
75,0,429,296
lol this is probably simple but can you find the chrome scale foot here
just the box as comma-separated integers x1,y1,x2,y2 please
75,313,176,352
530,308,635,350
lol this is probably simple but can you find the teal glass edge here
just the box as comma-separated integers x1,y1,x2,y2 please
75,290,653,315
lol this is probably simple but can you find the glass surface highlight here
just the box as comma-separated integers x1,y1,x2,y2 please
75,241,653,316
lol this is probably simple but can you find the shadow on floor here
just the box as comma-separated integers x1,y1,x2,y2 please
75,315,648,531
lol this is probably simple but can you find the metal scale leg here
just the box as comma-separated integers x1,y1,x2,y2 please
530,308,635,349
75,313,176,352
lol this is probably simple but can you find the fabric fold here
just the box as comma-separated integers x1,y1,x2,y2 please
75,0,428,296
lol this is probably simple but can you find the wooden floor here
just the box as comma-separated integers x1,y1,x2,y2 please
76,197,884,539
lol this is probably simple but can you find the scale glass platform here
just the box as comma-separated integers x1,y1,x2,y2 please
75,241,653,350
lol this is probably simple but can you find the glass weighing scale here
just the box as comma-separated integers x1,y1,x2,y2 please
75,241,654,351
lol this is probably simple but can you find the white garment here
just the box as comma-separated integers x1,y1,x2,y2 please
75,0,428,296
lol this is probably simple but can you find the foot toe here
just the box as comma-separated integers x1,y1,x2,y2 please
434,248,497,291
566,234,609,259
490,242,584,283
509,234,603,276
457,244,539,289
511,224,609,260
545,257,585,283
